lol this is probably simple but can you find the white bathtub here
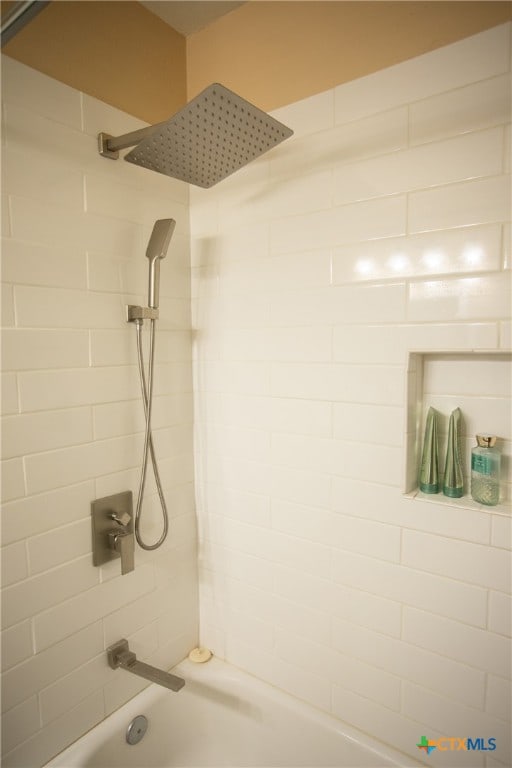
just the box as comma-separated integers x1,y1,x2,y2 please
45,657,423,767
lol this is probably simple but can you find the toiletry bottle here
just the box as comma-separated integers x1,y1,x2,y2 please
443,407,464,498
471,435,500,506
419,407,439,494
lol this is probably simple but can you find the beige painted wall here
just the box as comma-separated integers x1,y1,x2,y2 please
2,1,511,122
187,1,512,111
1,1,187,124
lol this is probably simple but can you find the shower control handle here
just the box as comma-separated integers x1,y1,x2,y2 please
111,510,131,527
109,530,134,575
91,491,135,576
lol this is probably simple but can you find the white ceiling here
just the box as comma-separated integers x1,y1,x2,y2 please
141,1,246,36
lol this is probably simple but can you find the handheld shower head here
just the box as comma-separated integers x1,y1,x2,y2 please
146,219,176,309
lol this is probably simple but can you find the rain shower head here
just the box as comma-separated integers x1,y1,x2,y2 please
146,219,176,309
98,83,293,188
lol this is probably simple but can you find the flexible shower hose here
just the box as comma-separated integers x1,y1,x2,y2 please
134,318,169,550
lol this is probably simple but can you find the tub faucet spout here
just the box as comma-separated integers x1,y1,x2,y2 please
107,639,185,692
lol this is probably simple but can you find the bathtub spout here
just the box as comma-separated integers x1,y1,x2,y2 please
107,639,185,692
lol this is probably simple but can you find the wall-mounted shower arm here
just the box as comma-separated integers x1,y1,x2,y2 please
98,125,162,159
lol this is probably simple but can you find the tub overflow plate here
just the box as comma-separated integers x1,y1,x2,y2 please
126,715,148,746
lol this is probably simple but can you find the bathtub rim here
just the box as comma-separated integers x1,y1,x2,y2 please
43,655,425,768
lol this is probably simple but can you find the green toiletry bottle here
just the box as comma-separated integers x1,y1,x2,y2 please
471,435,500,506
443,407,464,498
419,407,439,494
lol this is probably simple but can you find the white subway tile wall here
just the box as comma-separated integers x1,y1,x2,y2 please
192,23,512,768
2,21,512,768
1,56,198,766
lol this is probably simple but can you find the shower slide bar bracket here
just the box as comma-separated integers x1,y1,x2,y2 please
107,639,185,692
127,304,159,323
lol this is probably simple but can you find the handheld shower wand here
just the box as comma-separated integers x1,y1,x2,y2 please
130,219,176,551
146,218,176,309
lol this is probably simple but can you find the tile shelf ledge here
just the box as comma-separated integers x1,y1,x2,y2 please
405,489,512,517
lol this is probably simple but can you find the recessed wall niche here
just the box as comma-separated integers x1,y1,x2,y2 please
405,351,511,510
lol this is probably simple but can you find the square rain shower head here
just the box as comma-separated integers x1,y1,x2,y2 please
124,83,294,188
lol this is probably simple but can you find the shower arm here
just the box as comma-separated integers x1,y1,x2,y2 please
98,124,164,160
